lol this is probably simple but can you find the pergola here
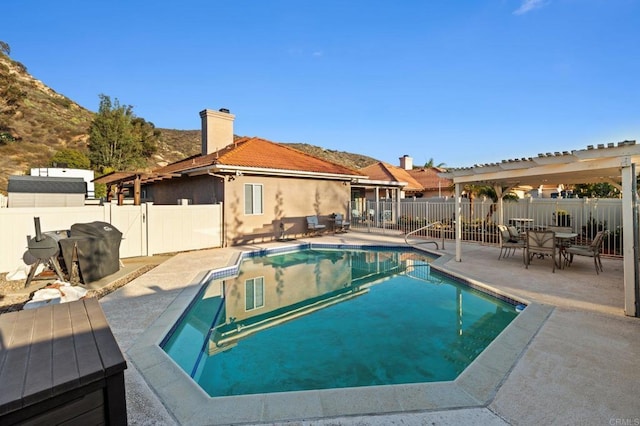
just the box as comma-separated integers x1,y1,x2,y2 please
440,141,640,317
93,171,181,205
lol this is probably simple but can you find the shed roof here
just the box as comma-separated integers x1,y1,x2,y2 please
8,176,86,194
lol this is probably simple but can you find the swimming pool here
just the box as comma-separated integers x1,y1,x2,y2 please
161,245,520,397
128,241,550,425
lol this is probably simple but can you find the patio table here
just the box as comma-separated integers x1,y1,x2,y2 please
509,218,534,231
555,232,578,269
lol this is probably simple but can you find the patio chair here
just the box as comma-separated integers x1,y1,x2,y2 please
306,215,326,236
351,209,362,224
497,225,526,260
334,213,350,232
525,229,557,273
507,225,525,242
565,230,607,274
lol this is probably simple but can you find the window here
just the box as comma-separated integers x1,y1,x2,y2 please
244,184,263,215
245,277,264,311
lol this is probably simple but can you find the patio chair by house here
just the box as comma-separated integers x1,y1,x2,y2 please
497,224,526,260
351,209,361,224
565,230,607,274
525,229,557,273
334,213,350,232
306,216,326,236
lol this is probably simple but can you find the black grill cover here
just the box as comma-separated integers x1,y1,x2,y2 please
59,221,122,283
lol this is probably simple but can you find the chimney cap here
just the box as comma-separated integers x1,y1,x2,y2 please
219,108,230,113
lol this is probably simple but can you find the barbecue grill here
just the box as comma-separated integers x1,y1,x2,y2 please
23,218,123,286
59,221,123,283
24,217,66,287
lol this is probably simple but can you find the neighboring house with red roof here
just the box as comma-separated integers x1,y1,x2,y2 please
352,161,423,219
399,155,454,199
95,109,365,246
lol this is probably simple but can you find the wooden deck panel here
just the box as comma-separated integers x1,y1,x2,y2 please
0,309,35,414
0,298,127,424
51,303,80,395
68,299,105,386
22,305,54,406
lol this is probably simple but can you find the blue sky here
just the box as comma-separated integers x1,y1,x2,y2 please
4,0,639,168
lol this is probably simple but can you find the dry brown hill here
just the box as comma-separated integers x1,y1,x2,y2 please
0,52,377,195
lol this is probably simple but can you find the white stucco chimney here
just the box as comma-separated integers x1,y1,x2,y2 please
199,108,235,155
399,155,413,170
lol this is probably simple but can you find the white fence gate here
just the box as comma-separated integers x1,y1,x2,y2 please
0,202,223,274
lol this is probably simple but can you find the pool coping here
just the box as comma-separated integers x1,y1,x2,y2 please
127,243,554,425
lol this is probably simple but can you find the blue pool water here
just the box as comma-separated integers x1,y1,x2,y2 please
162,246,520,397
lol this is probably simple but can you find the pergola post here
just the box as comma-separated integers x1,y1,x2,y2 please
455,183,462,262
134,175,141,206
621,160,639,317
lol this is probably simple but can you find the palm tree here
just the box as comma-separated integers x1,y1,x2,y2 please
463,185,518,224
424,158,446,169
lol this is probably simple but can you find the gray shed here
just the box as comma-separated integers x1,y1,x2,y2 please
7,175,87,207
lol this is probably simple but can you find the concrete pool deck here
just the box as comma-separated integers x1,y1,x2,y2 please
97,230,640,425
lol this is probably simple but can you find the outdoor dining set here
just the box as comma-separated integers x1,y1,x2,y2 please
497,223,607,274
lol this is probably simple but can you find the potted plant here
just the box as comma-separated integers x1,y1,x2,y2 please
553,210,571,227
582,216,607,239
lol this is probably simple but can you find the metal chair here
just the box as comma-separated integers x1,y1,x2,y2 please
334,213,350,232
565,230,607,274
525,230,557,273
305,216,326,236
497,224,525,260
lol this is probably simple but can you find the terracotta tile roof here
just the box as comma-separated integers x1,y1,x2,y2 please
359,162,424,192
406,167,453,190
154,137,364,176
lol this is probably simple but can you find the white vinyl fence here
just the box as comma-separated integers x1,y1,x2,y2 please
352,197,626,257
0,202,223,274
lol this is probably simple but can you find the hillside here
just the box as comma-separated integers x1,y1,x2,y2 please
0,52,377,195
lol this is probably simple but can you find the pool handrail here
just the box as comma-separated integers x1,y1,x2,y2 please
404,221,445,250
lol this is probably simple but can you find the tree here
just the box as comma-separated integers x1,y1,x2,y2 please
131,117,159,158
49,148,91,169
424,158,446,168
463,184,518,223
88,94,159,171
572,183,619,198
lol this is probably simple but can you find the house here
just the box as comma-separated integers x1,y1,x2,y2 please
357,161,424,198
351,160,424,222
399,155,454,199
95,108,366,246
7,175,87,207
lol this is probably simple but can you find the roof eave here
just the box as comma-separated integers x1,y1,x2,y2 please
191,165,363,181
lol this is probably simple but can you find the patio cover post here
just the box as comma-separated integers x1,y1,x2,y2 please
455,183,462,262
396,188,401,224
621,161,639,317
493,184,504,225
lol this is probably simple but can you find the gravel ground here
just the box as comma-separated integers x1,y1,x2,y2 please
0,265,157,314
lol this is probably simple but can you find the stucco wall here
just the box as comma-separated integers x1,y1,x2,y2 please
144,174,223,205
225,175,351,245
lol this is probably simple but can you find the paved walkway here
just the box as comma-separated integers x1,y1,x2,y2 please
96,231,639,425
